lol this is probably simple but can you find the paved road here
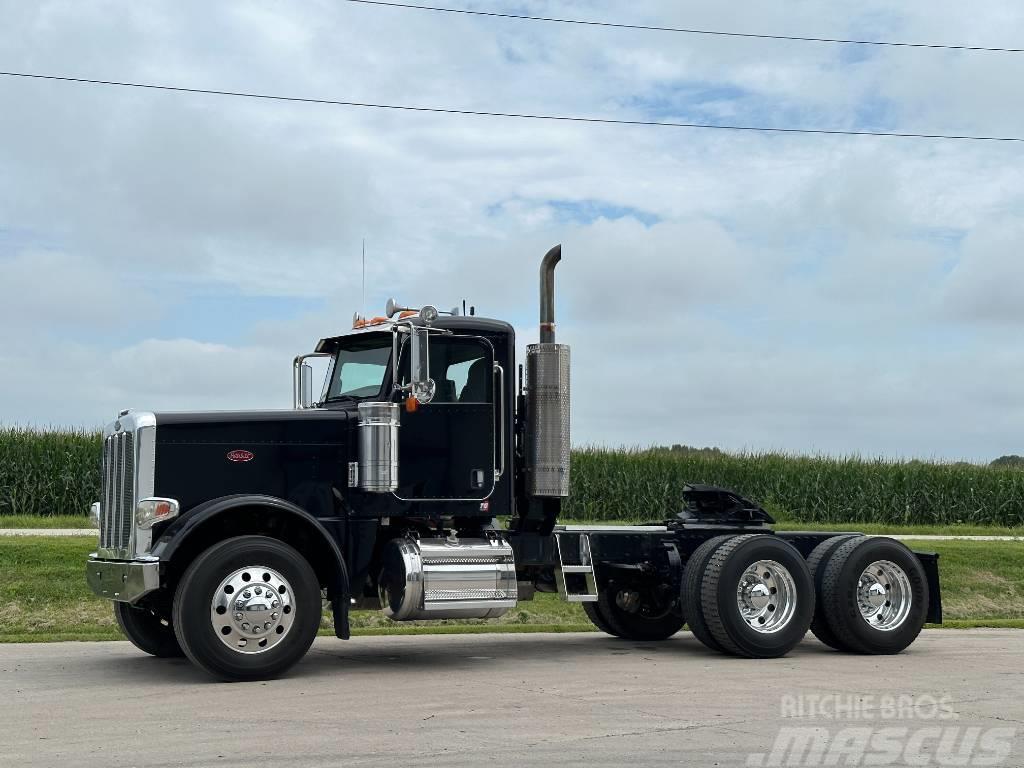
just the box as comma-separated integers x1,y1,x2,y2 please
1,630,1021,767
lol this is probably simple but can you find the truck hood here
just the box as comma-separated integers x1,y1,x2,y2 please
151,409,353,514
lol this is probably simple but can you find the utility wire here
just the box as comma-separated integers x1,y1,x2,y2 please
1,70,1021,143
344,0,1024,54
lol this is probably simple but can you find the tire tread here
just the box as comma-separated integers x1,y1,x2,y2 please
807,534,863,651
682,535,735,653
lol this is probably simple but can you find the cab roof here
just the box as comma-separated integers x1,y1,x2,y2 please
314,315,514,354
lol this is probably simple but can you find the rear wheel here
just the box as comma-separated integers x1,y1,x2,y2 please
594,585,684,641
700,534,813,658
114,602,183,658
820,536,928,655
172,536,322,681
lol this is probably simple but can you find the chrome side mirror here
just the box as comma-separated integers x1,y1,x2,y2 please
409,325,435,404
293,353,331,409
298,363,314,409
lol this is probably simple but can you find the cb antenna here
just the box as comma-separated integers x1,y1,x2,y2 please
361,238,366,319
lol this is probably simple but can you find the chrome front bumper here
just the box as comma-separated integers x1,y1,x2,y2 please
86,556,160,603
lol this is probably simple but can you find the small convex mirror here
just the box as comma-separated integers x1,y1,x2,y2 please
409,325,436,404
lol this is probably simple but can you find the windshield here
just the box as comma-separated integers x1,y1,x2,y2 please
326,338,392,400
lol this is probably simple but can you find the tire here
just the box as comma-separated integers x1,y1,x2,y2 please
594,585,685,641
682,535,734,653
701,534,814,658
820,536,928,655
582,601,620,637
173,536,322,681
806,534,864,651
114,602,184,658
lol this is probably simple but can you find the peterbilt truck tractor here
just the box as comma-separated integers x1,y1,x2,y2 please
86,246,942,681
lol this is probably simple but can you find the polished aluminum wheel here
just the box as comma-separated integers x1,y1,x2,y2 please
736,559,798,634
857,560,912,631
211,565,295,654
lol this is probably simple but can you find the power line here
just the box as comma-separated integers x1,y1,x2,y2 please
344,0,1024,54
1,70,1021,143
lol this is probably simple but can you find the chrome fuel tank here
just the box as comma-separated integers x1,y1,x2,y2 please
379,536,517,620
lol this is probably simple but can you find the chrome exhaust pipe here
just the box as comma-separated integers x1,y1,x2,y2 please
539,244,561,344
527,244,570,498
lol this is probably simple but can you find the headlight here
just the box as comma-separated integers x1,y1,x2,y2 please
135,497,180,529
89,502,100,529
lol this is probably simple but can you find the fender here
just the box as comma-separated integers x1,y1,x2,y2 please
150,494,351,639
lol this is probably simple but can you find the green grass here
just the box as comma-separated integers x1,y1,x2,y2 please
903,538,1024,621
6,428,1024,527
0,515,96,529
1,536,1022,643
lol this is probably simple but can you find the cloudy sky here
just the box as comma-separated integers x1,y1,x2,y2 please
1,1,1023,460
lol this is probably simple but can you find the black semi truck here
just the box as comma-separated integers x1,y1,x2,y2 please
87,246,941,681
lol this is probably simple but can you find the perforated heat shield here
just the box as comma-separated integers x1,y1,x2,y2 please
526,343,571,497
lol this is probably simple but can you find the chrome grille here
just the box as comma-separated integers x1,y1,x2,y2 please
100,431,135,552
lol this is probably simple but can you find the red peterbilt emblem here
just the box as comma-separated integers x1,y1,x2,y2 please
226,449,254,463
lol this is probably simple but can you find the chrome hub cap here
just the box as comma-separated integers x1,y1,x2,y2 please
736,559,798,634
211,566,295,654
857,560,912,631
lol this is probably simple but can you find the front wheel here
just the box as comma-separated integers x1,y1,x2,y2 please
114,602,183,658
172,536,322,681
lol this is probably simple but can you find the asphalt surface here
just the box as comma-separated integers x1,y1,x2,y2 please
1,630,1022,767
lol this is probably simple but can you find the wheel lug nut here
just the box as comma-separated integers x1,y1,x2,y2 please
271,612,279,620
264,622,272,630
253,626,262,633
241,622,250,631
271,600,279,609
235,612,244,621
242,590,251,599
254,586,262,595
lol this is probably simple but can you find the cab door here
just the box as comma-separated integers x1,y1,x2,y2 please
394,335,496,501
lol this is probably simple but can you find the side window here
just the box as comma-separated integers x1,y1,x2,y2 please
400,336,491,403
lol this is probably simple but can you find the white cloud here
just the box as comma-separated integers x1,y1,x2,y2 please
0,0,1022,460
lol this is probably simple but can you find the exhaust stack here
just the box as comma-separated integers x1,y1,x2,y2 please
526,245,571,498
539,244,561,344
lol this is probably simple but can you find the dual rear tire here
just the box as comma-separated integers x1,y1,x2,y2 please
684,534,814,658
812,535,928,654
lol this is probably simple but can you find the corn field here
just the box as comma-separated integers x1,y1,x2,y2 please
0,428,103,518
2,429,1024,526
566,448,1024,526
